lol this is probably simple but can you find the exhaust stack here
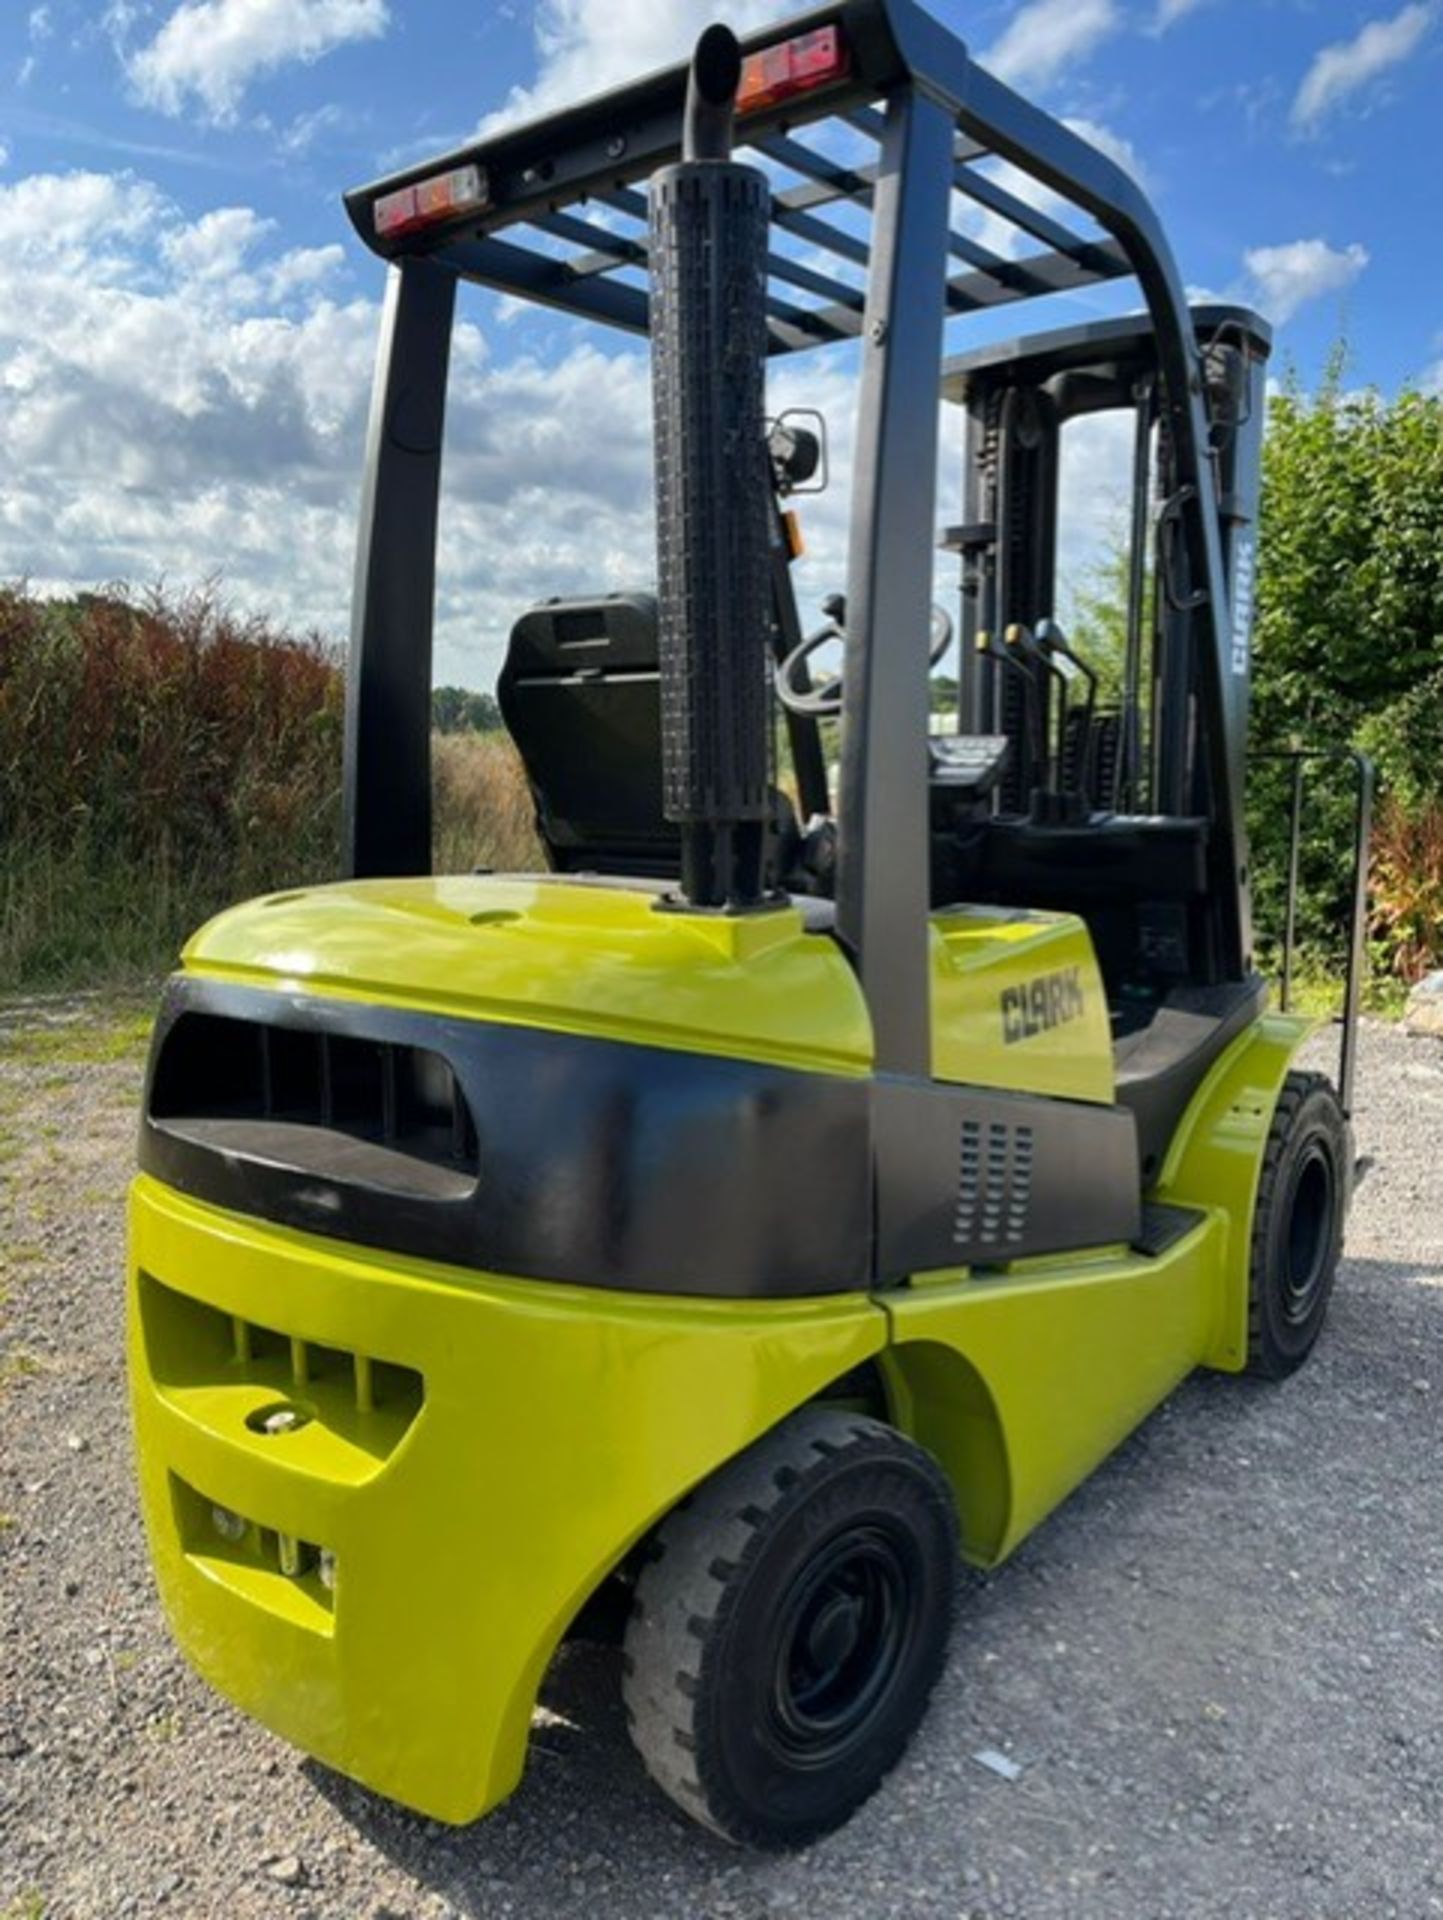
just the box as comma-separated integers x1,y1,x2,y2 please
649,25,772,910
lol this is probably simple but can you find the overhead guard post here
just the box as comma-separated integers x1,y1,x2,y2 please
343,259,456,878
836,83,957,1072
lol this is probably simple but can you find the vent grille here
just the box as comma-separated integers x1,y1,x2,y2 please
140,1269,424,1475
149,1012,479,1193
954,1119,1034,1251
171,1473,336,1630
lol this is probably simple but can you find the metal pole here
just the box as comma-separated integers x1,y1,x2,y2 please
1118,379,1152,810
767,506,831,822
1280,753,1304,1014
835,83,955,1075
1339,751,1374,1119
344,259,457,878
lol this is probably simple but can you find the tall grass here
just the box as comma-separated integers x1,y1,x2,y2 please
1,585,344,987
0,585,541,991
9,581,1432,1002
432,730,542,876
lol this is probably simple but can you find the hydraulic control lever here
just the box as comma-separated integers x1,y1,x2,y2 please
977,628,1047,799
1002,623,1090,825
1005,623,1067,786
1035,617,1099,801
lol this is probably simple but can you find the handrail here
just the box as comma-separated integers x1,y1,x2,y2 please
1259,747,1375,1117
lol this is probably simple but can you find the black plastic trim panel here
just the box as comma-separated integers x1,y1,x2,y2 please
1114,976,1267,1178
872,1074,1139,1277
141,978,872,1299
1131,1201,1205,1258
141,978,1143,1298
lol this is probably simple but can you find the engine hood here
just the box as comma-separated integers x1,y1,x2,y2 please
180,875,872,1077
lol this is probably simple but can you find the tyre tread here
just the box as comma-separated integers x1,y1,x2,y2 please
621,1408,955,1845
1246,1069,1346,1379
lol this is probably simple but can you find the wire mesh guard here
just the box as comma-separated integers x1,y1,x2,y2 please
434,100,1131,357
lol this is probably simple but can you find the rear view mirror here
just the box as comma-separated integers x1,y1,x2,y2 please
767,407,829,496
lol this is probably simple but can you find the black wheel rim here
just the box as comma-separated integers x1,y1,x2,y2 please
767,1523,916,1767
1282,1142,1335,1326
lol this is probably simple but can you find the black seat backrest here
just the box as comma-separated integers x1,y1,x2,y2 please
497,593,680,877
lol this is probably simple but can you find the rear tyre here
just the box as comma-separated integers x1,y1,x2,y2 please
1247,1070,1349,1380
622,1408,958,1849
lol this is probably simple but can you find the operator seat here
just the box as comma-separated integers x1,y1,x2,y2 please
498,592,805,888
498,592,677,877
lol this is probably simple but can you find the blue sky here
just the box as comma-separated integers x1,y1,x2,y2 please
0,0,1439,686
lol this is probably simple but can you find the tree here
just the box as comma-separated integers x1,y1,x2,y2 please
1065,540,1131,703
1249,365,1443,965
432,685,503,734
1050,365,1443,972
1252,362,1443,756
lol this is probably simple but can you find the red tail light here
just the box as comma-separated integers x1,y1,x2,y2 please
374,163,489,240
737,25,850,116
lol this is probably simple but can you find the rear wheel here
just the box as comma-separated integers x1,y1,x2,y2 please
622,1408,958,1849
1247,1070,1349,1379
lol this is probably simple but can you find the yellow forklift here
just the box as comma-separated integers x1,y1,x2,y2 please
128,2,1372,1848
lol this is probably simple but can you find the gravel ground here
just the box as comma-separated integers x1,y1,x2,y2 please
2,1003,1441,1920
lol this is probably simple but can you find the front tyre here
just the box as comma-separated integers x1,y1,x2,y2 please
1247,1070,1350,1380
622,1408,958,1849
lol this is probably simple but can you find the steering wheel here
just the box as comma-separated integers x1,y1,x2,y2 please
775,597,954,718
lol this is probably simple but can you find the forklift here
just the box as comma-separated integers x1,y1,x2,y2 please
128,0,1372,1850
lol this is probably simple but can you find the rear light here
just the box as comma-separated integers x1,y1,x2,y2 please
374,162,489,240
737,26,850,116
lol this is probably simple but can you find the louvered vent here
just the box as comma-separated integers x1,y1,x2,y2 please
954,1119,1035,1251
149,1011,478,1198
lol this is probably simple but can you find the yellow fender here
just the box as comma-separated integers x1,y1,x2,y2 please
129,1176,885,1824
878,1010,1318,1567
1153,1010,1318,1372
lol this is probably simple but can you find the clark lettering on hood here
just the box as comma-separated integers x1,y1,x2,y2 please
1001,968,1086,1045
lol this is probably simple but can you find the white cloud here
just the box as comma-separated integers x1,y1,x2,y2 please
1152,0,1209,26
160,204,273,281
279,101,353,155
1291,4,1435,132
0,142,9,170
0,161,887,690
481,0,791,134
102,1,147,47
1241,238,1369,324
0,164,696,685
982,0,1120,92
2,168,1131,700
0,169,167,264
28,6,53,41
1063,116,1150,191
264,243,346,299
127,0,389,125
1057,409,1135,609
